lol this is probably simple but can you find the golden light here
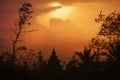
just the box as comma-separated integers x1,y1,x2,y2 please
51,2,71,19
51,7,72,19
51,2,61,7
36,2,73,26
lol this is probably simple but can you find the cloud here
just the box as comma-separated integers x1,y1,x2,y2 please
28,0,120,4
29,0,120,5
28,0,120,16
1,0,119,17
37,6,62,14
49,18,75,28
37,18,88,59
48,18,85,42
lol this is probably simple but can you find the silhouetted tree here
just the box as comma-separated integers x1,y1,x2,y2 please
65,55,81,80
94,11,120,62
95,11,120,37
37,51,46,71
88,11,120,80
75,48,98,64
12,2,33,63
75,48,101,79
47,48,62,71
66,55,80,72
46,48,63,80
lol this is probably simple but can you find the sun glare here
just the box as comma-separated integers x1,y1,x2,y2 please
50,2,72,19
51,7,71,19
36,2,73,26
51,2,61,7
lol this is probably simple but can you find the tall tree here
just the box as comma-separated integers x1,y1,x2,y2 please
93,11,120,62
12,2,33,63
47,48,62,70
46,49,63,80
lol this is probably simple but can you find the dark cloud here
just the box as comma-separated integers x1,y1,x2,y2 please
29,0,120,4
38,6,62,14
28,0,120,15
29,0,120,5
1,0,119,17
29,0,55,4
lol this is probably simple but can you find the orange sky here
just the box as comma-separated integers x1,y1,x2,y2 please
0,0,120,60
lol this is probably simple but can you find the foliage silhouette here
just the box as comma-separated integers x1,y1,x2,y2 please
47,48,62,70
12,2,33,63
45,48,63,80
0,47,120,80
75,48,98,64
89,11,120,80
94,11,120,62
37,51,46,71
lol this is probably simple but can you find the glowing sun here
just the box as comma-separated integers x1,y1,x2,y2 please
51,2,61,7
52,7,71,18
51,2,72,19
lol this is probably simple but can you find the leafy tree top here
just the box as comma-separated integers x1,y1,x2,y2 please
95,11,120,38
48,48,61,68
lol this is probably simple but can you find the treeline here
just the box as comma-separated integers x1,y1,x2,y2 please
0,47,120,80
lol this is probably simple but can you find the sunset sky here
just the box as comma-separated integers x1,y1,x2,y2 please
0,0,120,60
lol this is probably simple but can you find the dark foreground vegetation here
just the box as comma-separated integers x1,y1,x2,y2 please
1,2,120,80
0,47,120,80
